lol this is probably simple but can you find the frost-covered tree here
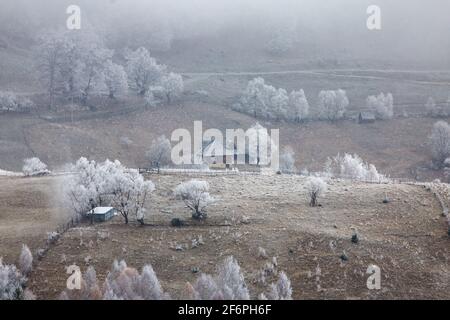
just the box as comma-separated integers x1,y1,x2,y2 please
0,258,26,300
266,272,292,300
425,97,437,117
215,256,250,300
174,180,214,220
125,47,166,96
147,135,171,173
110,168,155,225
288,89,309,122
36,29,114,107
19,245,33,277
35,32,72,109
316,89,349,121
104,60,128,99
144,89,159,107
430,121,450,167
75,45,113,106
266,32,294,55
237,78,289,120
325,153,386,182
279,146,296,173
103,260,169,300
187,256,250,300
306,177,327,207
22,157,49,177
65,158,155,224
367,92,394,120
61,265,102,300
159,72,184,103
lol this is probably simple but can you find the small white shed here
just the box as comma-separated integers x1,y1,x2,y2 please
86,207,117,222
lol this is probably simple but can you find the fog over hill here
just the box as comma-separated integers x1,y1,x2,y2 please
1,0,449,68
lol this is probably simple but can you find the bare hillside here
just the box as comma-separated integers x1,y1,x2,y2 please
0,174,446,299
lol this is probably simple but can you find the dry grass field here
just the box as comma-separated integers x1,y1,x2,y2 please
1,174,446,300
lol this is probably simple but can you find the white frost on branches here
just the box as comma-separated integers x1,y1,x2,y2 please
366,92,394,120
325,153,387,182
187,256,250,300
174,180,214,220
22,157,49,177
316,89,349,121
305,177,327,207
64,158,155,224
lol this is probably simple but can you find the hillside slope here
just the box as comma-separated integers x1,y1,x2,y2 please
0,174,445,299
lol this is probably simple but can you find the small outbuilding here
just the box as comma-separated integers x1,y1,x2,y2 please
86,207,117,222
358,112,376,124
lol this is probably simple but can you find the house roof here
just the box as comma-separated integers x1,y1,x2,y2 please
359,112,375,120
88,207,115,215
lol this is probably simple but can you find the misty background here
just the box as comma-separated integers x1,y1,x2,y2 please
1,0,449,72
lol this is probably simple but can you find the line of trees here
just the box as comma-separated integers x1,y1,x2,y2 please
234,78,400,123
234,78,350,122
59,256,292,300
36,30,183,110
64,158,216,224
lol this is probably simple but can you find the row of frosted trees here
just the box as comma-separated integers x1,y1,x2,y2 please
234,77,394,122
35,29,183,110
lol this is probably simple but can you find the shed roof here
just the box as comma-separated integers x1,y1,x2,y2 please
88,207,115,215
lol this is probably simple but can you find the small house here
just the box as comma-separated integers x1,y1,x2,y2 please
86,207,117,222
358,112,376,124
